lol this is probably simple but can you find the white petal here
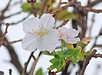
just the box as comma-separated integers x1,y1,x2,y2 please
65,37,80,44
22,33,39,51
58,27,68,33
58,27,68,36
66,28,79,37
23,17,41,33
59,27,79,37
40,14,55,30
37,29,59,52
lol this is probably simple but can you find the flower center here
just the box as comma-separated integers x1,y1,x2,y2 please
32,25,47,37
37,31,46,37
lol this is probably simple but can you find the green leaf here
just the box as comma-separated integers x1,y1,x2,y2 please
46,0,55,5
21,2,41,12
48,58,66,71
34,2,41,9
76,46,82,51
52,50,65,59
35,68,44,75
78,42,87,48
83,51,92,56
67,49,80,63
21,2,32,12
49,48,85,71
61,40,66,50
78,53,85,60
60,48,81,63
54,10,77,20
77,51,92,62
66,44,74,49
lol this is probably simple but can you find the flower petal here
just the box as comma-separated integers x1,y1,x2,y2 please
22,33,39,51
64,37,80,44
58,27,68,33
37,29,59,52
40,14,55,30
23,17,41,33
58,27,68,38
58,27,79,37
67,28,79,37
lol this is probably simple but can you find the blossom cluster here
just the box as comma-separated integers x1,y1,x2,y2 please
22,14,80,52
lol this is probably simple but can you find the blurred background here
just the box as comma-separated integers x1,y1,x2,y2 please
0,0,102,75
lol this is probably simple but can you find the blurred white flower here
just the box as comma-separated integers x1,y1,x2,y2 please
22,14,59,52
58,27,80,44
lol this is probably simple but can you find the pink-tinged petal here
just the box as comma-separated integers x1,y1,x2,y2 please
40,14,55,30
22,33,39,51
37,29,59,52
58,27,79,37
58,27,68,34
23,17,41,33
67,28,79,37
58,27,68,38
65,37,80,44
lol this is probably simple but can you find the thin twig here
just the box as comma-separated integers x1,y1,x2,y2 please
93,53,102,58
94,44,102,47
0,23,9,46
39,0,46,17
56,20,69,29
79,50,97,75
61,2,68,4
83,7,102,13
1,0,12,13
2,23,9,39
29,52,42,75
22,51,35,75
57,0,62,9
31,1,37,16
9,39,22,44
4,11,21,19
89,0,102,7
0,13,30,26
3,39,22,46
8,13,30,25
80,50,102,75
51,0,76,14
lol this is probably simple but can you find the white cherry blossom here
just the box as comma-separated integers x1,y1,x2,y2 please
58,27,80,44
22,14,59,52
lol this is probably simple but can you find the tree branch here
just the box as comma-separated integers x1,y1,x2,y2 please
79,50,97,75
90,0,102,7
83,7,102,13
0,23,9,46
22,51,35,75
0,28,23,74
6,13,30,25
4,11,22,19
4,38,23,74
29,52,42,75
2,0,12,14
